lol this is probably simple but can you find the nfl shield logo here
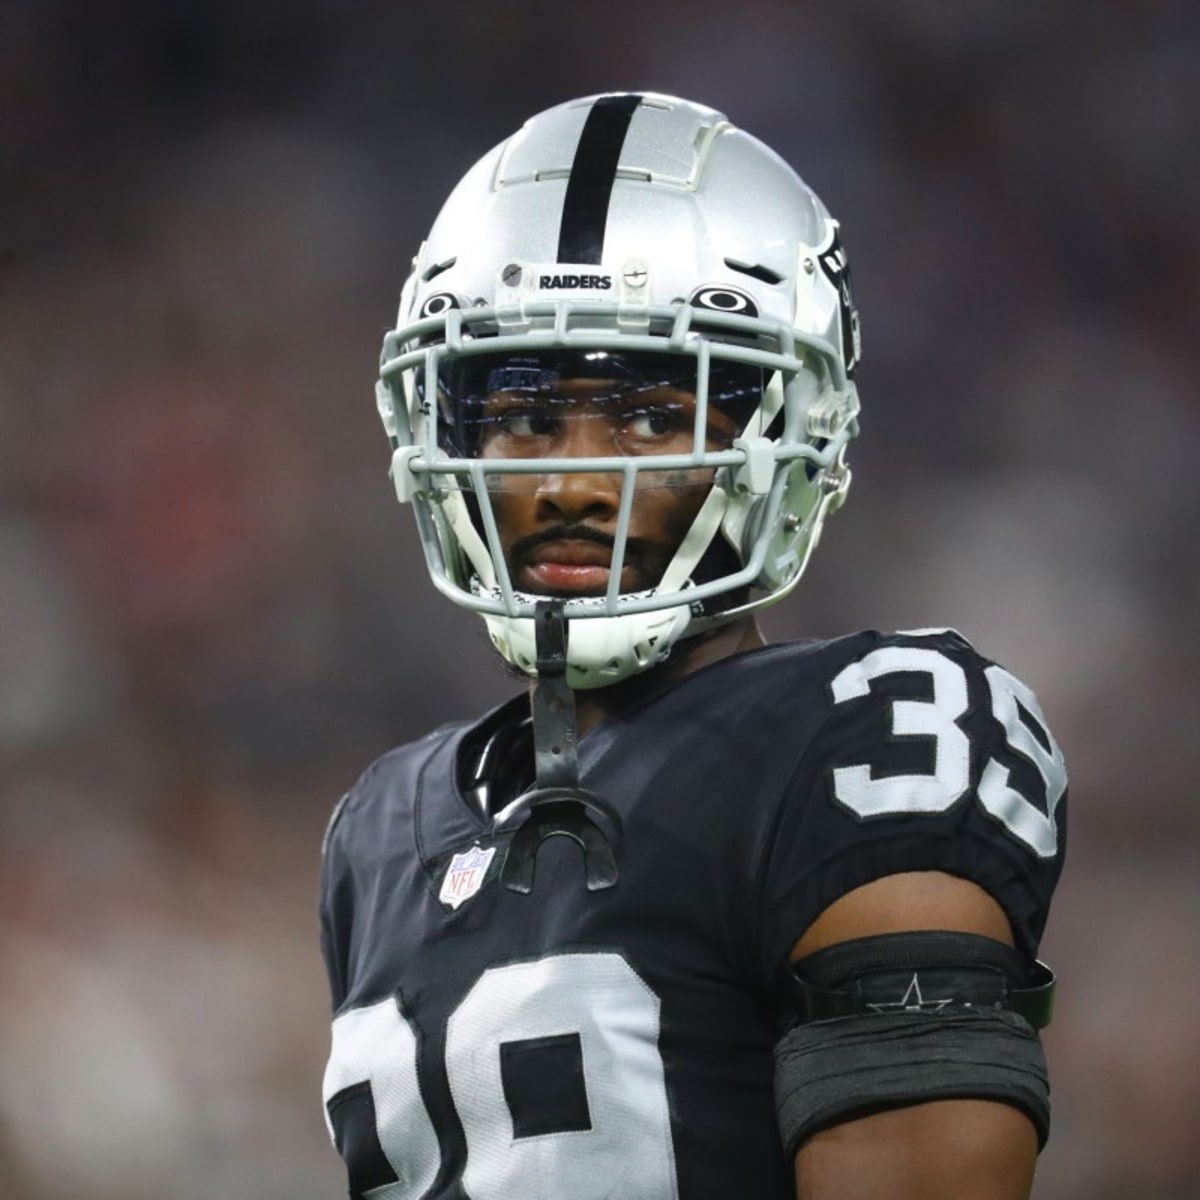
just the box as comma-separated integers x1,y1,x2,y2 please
439,844,497,910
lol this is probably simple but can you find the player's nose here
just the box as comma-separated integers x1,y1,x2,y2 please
535,413,623,522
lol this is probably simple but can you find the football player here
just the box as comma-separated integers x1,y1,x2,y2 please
320,93,1067,1199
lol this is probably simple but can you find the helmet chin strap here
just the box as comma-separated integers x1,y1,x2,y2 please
528,599,583,791
493,600,622,894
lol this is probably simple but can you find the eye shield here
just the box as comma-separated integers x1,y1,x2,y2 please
421,348,764,457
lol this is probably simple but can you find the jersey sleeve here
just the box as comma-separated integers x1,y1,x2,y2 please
318,792,355,1014
755,629,1068,980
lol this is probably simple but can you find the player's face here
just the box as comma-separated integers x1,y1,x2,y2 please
477,377,739,597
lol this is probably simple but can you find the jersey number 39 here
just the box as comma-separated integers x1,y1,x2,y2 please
829,645,1066,859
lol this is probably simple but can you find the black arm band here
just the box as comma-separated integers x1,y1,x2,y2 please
775,1008,1051,1152
784,930,1056,1029
774,931,1055,1153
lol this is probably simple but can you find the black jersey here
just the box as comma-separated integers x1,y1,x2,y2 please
319,629,1067,1200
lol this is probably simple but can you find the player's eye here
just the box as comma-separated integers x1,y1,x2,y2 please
491,404,559,438
624,407,682,438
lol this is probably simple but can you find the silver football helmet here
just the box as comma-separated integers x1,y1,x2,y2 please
377,92,861,688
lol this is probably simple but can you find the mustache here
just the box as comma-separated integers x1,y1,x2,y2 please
508,523,636,560
508,524,615,558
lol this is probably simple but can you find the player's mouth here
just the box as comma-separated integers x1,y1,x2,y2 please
521,540,622,594
509,526,649,596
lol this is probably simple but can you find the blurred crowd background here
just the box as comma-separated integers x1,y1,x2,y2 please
2,2,1197,1197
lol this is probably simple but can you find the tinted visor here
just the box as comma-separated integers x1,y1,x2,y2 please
425,349,763,457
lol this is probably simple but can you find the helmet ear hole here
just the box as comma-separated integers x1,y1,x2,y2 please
756,447,851,595
759,463,818,592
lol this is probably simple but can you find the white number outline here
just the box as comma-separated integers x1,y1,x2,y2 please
829,645,1066,859
323,951,680,1200
322,997,439,1199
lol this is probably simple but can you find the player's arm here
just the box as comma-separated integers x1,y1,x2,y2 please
784,870,1044,1200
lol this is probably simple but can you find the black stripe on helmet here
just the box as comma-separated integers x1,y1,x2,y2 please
556,93,643,264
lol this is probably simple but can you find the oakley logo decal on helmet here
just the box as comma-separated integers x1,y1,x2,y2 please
419,292,460,318
691,286,759,317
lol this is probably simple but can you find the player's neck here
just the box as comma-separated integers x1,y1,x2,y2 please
562,616,767,738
